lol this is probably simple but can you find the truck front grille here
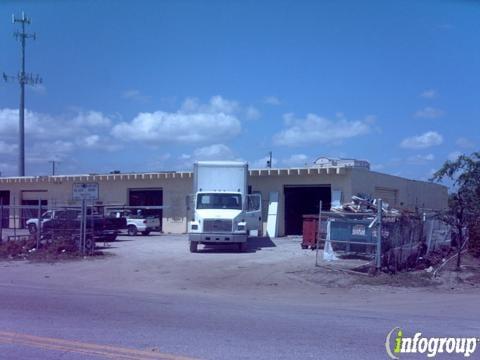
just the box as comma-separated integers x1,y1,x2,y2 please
203,219,233,233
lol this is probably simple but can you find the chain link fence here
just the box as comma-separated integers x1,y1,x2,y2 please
309,199,452,273
0,201,128,257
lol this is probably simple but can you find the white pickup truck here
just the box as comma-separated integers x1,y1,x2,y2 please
108,210,160,236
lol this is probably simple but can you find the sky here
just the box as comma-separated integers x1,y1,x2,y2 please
0,0,479,179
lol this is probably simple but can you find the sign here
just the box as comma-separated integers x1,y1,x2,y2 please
352,224,366,236
73,183,99,200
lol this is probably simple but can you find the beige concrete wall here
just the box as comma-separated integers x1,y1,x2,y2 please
350,169,448,210
0,167,448,235
0,177,193,233
249,171,351,236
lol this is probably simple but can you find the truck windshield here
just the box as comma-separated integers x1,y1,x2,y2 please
197,193,242,210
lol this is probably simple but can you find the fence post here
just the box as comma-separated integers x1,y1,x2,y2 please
315,201,323,267
376,199,383,271
81,200,87,256
0,198,3,243
36,200,41,249
13,196,17,239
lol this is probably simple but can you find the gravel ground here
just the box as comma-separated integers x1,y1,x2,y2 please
0,234,478,305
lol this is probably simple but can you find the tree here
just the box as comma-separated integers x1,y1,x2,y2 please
430,152,480,269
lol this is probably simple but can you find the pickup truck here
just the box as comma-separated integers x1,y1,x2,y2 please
26,209,81,234
27,209,126,242
107,210,160,236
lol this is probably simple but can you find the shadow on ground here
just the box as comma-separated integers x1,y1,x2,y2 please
199,237,276,254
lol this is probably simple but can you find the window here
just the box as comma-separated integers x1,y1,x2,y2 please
197,193,242,210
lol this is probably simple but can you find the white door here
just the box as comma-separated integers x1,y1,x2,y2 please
245,193,262,236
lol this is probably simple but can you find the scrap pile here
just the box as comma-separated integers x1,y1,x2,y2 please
331,194,400,216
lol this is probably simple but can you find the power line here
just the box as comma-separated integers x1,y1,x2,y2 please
3,12,42,177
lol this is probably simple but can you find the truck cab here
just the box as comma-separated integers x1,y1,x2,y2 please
188,161,261,252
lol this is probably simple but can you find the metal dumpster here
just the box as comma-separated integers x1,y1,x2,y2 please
302,215,317,249
302,215,327,249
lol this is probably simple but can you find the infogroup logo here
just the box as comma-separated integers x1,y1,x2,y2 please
385,327,479,359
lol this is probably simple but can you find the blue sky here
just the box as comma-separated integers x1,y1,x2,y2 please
0,0,479,179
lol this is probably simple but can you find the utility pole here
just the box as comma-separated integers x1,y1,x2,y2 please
266,151,273,168
49,160,58,176
3,12,42,177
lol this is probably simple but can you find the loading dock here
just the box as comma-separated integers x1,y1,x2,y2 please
128,188,163,231
284,185,331,235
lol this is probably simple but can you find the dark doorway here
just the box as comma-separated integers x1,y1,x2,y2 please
284,185,331,235
21,200,48,229
129,189,163,231
0,191,10,228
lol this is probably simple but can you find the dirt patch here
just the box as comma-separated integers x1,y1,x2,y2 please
0,238,105,262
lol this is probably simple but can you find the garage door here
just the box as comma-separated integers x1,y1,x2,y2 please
129,189,163,231
374,187,398,207
284,185,331,236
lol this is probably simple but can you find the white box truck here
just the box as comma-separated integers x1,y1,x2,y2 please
188,161,262,252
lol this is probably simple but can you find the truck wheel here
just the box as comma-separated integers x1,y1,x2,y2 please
190,241,198,253
141,230,151,236
127,225,138,236
28,224,37,234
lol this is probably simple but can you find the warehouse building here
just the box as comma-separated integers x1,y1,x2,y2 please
0,158,448,236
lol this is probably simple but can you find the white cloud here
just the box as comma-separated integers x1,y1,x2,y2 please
456,137,475,149
122,89,151,103
112,96,242,143
0,108,120,170
414,107,445,119
193,144,234,160
245,106,261,120
273,113,372,147
28,140,75,163
0,141,17,154
281,154,310,167
406,153,435,165
73,111,112,127
400,131,443,149
263,96,281,106
419,89,437,99
181,96,240,114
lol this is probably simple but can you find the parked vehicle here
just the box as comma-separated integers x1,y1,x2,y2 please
41,213,126,242
26,209,81,234
27,208,126,242
107,209,160,236
188,161,262,252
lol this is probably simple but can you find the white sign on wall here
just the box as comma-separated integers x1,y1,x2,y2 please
73,183,99,200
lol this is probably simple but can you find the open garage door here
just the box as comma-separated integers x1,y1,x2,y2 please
0,191,9,228
129,189,163,232
284,185,331,236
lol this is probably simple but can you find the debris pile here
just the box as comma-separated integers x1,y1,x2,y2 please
331,194,400,216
